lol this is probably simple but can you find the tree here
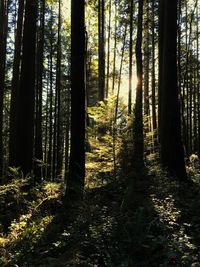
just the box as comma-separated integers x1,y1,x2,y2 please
9,0,24,169
151,0,157,134
106,0,111,98
128,0,134,115
15,0,38,175
0,0,8,180
98,0,105,101
133,0,144,168
34,0,45,181
55,0,62,178
65,0,85,199
159,0,187,180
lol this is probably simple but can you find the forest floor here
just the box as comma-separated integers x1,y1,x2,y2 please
1,152,200,266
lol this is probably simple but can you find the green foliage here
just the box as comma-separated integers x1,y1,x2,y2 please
0,176,64,266
0,168,30,215
86,96,127,187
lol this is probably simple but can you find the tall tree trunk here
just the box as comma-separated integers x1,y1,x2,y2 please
9,0,24,169
64,84,70,181
160,0,187,180
144,0,150,119
106,0,111,98
0,0,7,180
44,69,49,179
56,0,62,177
113,23,127,178
52,77,57,180
128,0,133,115
47,6,53,180
34,0,45,182
65,0,85,200
112,1,117,93
197,4,200,156
151,0,157,133
15,0,38,175
158,0,164,143
98,0,105,101
133,0,144,167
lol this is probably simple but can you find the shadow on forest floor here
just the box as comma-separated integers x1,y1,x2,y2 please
2,162,200,266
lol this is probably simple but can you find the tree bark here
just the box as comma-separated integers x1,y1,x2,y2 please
65,0,85,200
9,0,24,169
128,0,133,115
133,0,144,167
160,0,187,180
98,0,105,101
34,0,45,182
15,0,38,175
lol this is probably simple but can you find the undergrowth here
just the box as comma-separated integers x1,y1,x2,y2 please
1,100,200,266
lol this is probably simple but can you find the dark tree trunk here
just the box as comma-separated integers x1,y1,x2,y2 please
15,0,38,175
47,6,54,180
9,0,24,168
158,0,164,142
112,1,117,93
160,0,187,180
133,0,144,168
151,0,157,133
0,0,7,180
34,0,45,182
113,24,127,178
56,0,62,177
98,0,105,101
144,0,150,119
65,0,85,199
128,0,133,115
106,0,111,99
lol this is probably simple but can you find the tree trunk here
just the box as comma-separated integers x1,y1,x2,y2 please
133,0,144,168
15,0,38,175
65,0,85,200
158,0,165,143
112,1,117,93
151,0,157,134
34,0,45,182
105,0,111,99
160,0,187,180
0,0,7,180
9,0,24,169
144,0,150,120
47,6,53,180
56,0,62,178
98,0,105,101
128,0,133,115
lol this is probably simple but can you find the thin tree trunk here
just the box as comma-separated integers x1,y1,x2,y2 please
98,0,105,101
0,0,8,180
106,0,111,98
144,0,150,120
158,0,164,143
112,23,127,178
56,0,62,177
112,1,117,93
35,0,45,182
151,0,157,134
133,0,144,167
128,0,133,115
47,6,53,180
